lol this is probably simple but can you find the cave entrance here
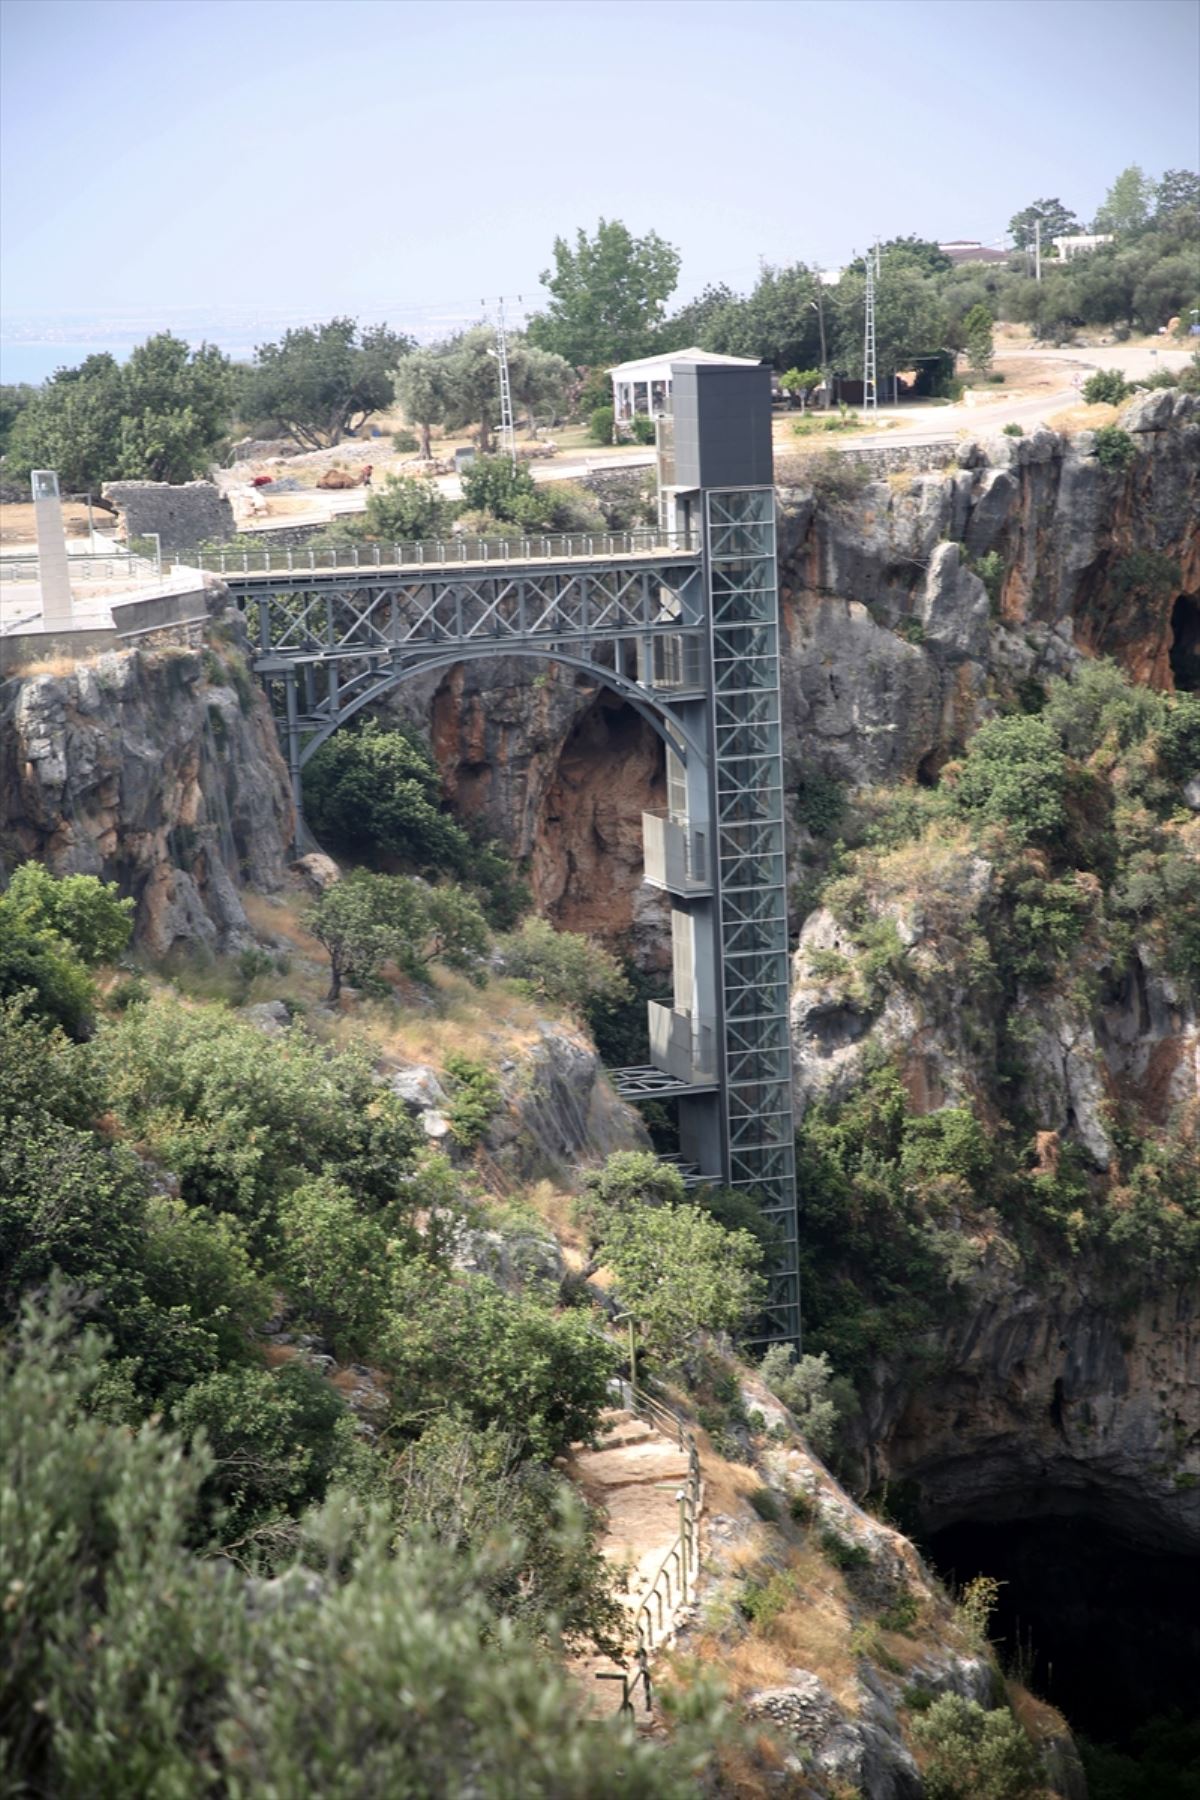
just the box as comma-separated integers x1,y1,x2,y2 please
926,1512,1200,1758
1169,593,1200,692
531,688,668,960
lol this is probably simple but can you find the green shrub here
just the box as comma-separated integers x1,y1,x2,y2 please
1092,424,1137,470
361,473,454,541
276,1177,395,1356
173,1359,346,1537
499,916,631,1016
1082,368,1130,405
739,1568,793,1629
536,480,606,532
630,414,656,445
597,1201,765,1355
392,427,420,452
575,1150,685,1249
96,997,419,1243
2,1299,708,1797
381,1262,616,1460
788,1489,816,1524
757,1346,849,1458
588,405,615,445
309,870,490,999
747,1487,782,1522
1002,422,1024,436
819,1527,871,1571
460,455,541,523
953,713,1068,845
912,1695,1042,1800
0,864,134,1036
443,1052,502,1149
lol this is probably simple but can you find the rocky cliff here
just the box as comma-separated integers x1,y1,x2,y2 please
0,611,293,954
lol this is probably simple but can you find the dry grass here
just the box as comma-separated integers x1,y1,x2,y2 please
1,652,82,678
523,1180,588,1259
1006,1679,1072,1745
1045,399,1120,433
333,968,550,1069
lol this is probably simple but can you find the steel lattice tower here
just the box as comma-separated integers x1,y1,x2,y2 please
863,252,878,413
213,361,801,1350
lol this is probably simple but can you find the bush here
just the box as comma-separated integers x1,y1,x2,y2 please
499,916,631,1016
392,427,420,452
97,996,419,1242
1002,422,1024,436
912,1695,1042,1800
173,1359,346,1537
589,405,615,445
381,1262,616,1460
276,1177,395,1356
630,414,656,445
0,864,134,1036
805,451,872,508
361,472,453,541
819,1527,871,1571
1,1299,707,1797
1092,424,1137,470
536,480,606,532
757,1346,850,1458
1082,367,1130,405
303,720,472,874
596,1201,765,1355
576,1150,685,1248
747,1487,781,1522
309,870,489,999
953,713,1068,845
442,1052,502,1149
460,455,540,523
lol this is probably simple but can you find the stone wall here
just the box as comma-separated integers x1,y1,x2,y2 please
101,480,235,553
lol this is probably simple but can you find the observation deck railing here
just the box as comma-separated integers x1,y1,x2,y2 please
174,527,698,579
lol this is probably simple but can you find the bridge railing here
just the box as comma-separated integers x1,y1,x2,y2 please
175,528,698,578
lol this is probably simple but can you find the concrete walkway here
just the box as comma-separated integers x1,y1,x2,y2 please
568,1405,694,1719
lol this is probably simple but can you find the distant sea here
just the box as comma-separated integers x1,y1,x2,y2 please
1,343,132,384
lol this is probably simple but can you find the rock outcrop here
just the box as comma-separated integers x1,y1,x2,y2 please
0,634,293,953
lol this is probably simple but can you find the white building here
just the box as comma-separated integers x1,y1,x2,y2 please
1052,233,1114,262
609,347,762,424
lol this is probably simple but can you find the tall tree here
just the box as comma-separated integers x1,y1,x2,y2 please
440,326,504,453
1155,168,1200,222
5,336,233,489
703,263,822,372
393,347,450,458
1094,165,1154,236
962,304,995,374
507,341,572,434
526,219,681,367
244,318,414,450
834,266,948,378
878,235,953,276
1008,198,1081,250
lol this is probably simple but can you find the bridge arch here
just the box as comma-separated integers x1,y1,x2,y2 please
289,645,710,783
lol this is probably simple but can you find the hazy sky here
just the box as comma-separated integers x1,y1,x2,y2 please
2,0,1198,341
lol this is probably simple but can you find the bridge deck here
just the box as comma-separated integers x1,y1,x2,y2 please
183,530,698,587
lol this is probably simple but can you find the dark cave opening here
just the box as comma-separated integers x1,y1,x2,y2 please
926,1512,1200,1756
1169,593,1200,691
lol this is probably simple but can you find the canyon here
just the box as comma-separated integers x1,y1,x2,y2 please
3,396,1197,1783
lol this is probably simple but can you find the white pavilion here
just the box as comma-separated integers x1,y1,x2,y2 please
609,347,763,424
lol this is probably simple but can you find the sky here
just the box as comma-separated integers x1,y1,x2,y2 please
1,0,1198,364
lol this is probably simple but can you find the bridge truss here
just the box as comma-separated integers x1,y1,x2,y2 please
212,389,800,1348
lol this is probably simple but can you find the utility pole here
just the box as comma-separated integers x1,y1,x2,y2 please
863,250,878,413
483,296,519,467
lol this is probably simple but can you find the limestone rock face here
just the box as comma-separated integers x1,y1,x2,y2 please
485,1018,649,1182
1,640,293,953
859,1272,1200,1557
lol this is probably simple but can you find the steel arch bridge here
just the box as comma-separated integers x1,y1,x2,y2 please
207,367,800,1347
